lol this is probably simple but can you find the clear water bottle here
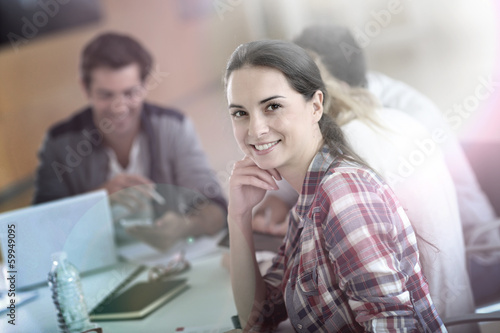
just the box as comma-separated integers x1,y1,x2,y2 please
47,252,93,333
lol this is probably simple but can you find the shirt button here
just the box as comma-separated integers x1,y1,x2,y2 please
297,324,303,329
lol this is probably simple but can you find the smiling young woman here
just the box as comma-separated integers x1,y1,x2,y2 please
224,40,447,332
227,65,324,191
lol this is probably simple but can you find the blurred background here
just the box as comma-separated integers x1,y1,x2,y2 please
0,0,499,211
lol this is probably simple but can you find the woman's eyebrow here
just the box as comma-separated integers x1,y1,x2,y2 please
259,95,285,104
229,95,285,109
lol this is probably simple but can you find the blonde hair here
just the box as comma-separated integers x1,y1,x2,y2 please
308,51,380,127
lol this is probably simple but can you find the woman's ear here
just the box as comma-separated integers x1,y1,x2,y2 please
311,90,324,123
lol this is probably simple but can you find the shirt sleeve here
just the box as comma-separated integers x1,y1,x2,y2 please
320,171,438,332
246,215,300,331
168,117,227,213
33,133,72,204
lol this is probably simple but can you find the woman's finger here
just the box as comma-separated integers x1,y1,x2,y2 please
235,175,277,191
238,156,282,181
232,164,279,190
231,169,278,191
267,168,282,181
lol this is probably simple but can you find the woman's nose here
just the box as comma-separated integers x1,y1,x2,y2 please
248,114,269,138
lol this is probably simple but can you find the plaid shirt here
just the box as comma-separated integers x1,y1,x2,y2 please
252,146,447,332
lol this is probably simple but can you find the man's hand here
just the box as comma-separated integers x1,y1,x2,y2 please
127,211,189,252
102,173,154,194
126,201,225,252
101,173,155,212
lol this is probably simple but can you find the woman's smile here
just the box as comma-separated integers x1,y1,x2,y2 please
252,140,281,153
227,66,323,175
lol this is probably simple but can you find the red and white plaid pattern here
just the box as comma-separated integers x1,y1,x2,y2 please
250,146,447,333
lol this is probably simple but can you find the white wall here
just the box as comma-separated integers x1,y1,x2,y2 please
1,0,498,208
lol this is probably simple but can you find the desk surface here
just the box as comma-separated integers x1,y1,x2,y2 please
5,245,498,333
0,249,237,333
0,249,499,333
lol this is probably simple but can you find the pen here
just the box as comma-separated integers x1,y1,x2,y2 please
149,188,166,205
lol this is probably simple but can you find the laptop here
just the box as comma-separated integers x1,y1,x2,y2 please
0,190,118,290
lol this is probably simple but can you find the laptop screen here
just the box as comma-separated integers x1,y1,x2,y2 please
0,190,118,289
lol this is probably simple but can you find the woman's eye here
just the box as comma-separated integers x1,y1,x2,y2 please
266,103,282,111
231,110,247,118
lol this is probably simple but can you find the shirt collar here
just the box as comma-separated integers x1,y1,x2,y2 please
294,145,340,226
105,131,150,179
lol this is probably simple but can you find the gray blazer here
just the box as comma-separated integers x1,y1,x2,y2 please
33,103,227,217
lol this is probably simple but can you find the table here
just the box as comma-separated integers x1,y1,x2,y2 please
0,249,238,333
3,244,497,333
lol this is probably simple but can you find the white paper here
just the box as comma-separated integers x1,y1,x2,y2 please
117,230,227,266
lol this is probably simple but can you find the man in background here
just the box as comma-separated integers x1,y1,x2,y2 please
33,32,227,251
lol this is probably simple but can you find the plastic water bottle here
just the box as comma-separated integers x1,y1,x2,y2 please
47,252,93,333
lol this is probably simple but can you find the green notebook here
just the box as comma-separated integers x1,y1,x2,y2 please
89,278,189,320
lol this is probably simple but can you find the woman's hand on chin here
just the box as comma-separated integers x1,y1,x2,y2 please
228,156,281,222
